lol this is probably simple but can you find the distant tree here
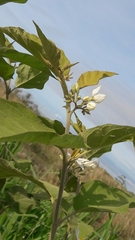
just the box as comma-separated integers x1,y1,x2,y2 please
0,78,39,114
116,175,126,188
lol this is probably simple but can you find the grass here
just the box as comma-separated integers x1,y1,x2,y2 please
0,178,52,239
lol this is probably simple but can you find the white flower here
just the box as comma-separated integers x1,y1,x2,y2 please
86,101,96,111
92,85,101,95
76,158,97,170
93,94,106,103
92,85,106,103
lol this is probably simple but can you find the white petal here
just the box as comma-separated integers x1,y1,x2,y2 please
86,101,96,110
93,94,106,103
92,85,101,96
76,158,85,170
76,158,97,170
83,161,97,168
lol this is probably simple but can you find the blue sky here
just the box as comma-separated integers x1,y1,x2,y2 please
0,1,135,191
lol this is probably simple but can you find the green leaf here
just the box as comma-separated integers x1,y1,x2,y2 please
0,31,14,50
15,159,32,170
0,31,6,46
0,25,71,80
0,98,55,135
0,99,84,148
0,47,51,73
34,22,73,79
82,124,135,159
65,171,78,193
70,122,81,135
53,120,66,135
73,112,86,134
59,49,71,78
0,56,14,80
0,26,49,68
38,116,65,135
0,37,16,63
32,191,50,202
0,0,27,5
15,64,49,89
68,216,93,239
69,215,79,240
0,178,6,190
77,70,117,89
5,185,36,214
78,221,93,238
34,21,60,69
0,159,68,199
73,180,135,213
0,26,56,79
61,198,72,213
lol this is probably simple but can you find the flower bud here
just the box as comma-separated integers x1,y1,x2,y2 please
75,83,79,93
77,95,81,100
65,99,72,103
69,91,74,97
86,101,96,110
71,84,76,93
83,96,90,102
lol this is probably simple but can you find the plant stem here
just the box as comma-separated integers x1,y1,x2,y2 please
58,211,76,226
49,148,68,240
49,74,72,240
4,80,10,100
2,80,11,159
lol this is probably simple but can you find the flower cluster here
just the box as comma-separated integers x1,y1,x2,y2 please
65,84,106,115
76,158,97,171
85,85,106,111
